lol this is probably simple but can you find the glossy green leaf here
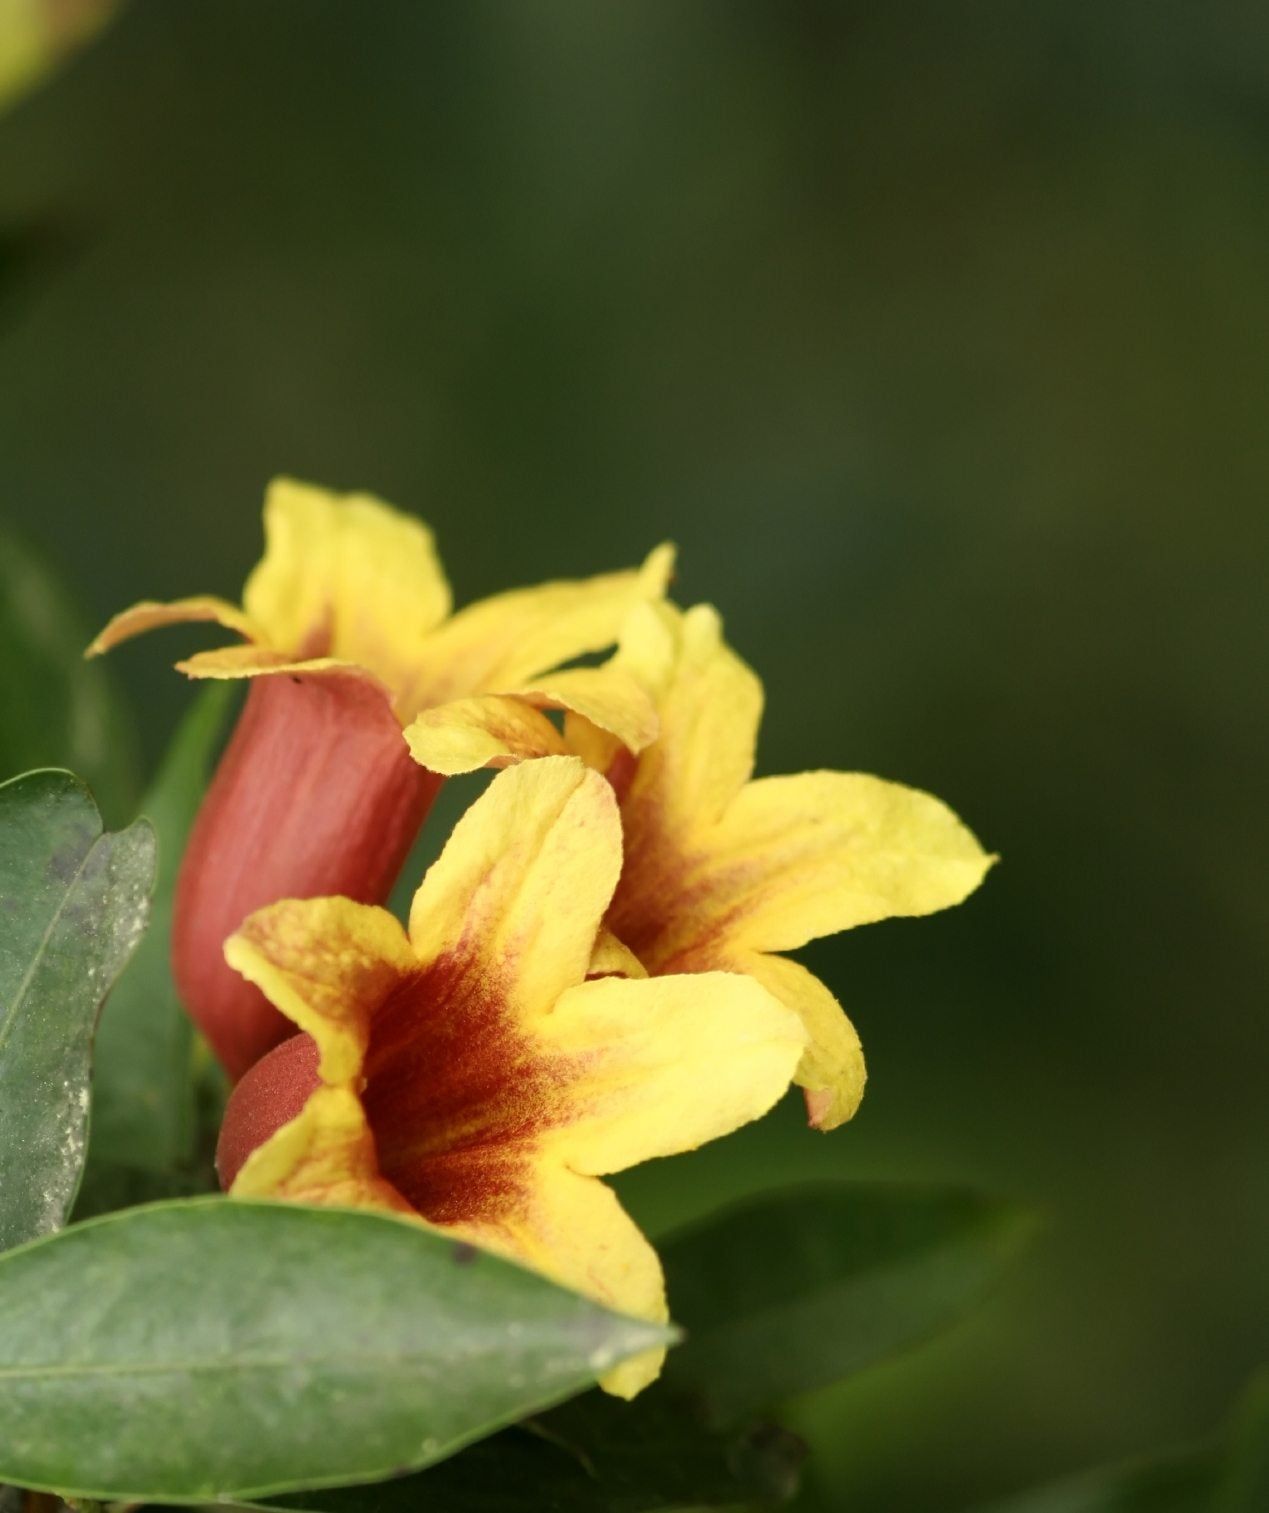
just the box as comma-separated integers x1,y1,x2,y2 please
659,1183,1037,1423
0,526,138,823
87,684,235,1174
0,769,154,1251
0,1197,676,1502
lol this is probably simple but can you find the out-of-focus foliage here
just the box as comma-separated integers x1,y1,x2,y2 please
661,1185,1036,1425
0,4,1264,1509
0,526,138,821
0,0,118,113
975,1371,1269,1513
85,683,234,1178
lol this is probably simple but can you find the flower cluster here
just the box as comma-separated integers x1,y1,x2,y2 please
92,479,991,1397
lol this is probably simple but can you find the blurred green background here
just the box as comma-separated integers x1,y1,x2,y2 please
2,3,1266,1508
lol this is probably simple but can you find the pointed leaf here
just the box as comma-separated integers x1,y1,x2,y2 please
0,527,139,823
0,1197,676,1502
88,684,236,1174
660,1183,1037,1422
0,769,154,1250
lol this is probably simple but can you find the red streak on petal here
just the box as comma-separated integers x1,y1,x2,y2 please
216,955,575,1230
364,956,563,1227
174,673,441,1081
216,1032,321,1189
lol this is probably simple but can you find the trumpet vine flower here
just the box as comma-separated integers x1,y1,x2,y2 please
89,479,671,1078
215,757,806,1398
406,602,993,1131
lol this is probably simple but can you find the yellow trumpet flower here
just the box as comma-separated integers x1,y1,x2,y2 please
405,601,993,1130
215,758,806,1399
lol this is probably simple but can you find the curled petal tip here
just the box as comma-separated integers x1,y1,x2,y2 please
640,541,677,591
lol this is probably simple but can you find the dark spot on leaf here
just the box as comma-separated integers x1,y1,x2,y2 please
451,1241,479,1266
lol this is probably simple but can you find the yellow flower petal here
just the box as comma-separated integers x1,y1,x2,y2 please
174,646,326,678
407,757,622,1019
587,929,647,980
710,771,995,953
401,543,675,709
403,695,570,775
561,601,680,779
224,897,414,1082
448,1162,668,1399
86,595,259,657
541,971,805,1175
514,665,659,753
403,665,658,777
620,603,763,833
741,952,866,1131
607,599,683,693
232,1084,411,1216
243,477,452,696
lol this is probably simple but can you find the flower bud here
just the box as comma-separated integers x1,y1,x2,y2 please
216,1033,320,1188
175,672,439,1080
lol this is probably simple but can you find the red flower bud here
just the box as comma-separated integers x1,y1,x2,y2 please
174,673,440,1080
216,1033,320,1187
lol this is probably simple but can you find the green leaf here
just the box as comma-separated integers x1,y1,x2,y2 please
0,769,155,1251
251,1391,803,1513
87,684,236,1175
0,1197,676,1502
245,1180,1034,1513
659,1183,1037,1423
0,527,139,824
973,1449,1219,1513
